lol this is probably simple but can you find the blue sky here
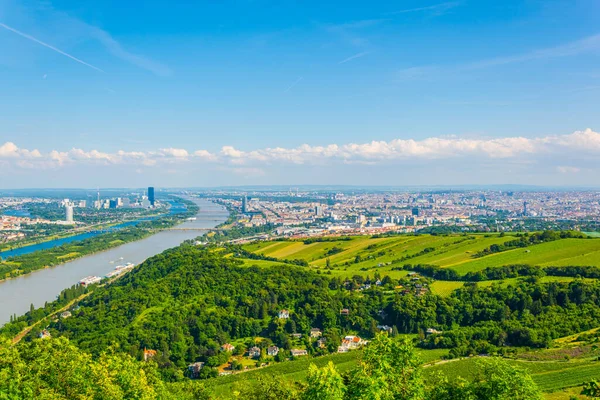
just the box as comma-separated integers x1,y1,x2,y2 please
1,0,600,188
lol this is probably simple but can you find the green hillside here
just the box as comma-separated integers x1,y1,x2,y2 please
5,239,600,399
241,233,600,278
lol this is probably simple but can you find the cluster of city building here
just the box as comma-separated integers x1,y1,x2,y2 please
212,189,600,238
1,198,59,242
0,187,157,242
61,187,157,223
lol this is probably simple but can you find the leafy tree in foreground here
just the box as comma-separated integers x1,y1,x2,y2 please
346,334,425,400
0,336,209,400
233,374,301,400
582,380,600,397
303,362,345,400
470,358,542,400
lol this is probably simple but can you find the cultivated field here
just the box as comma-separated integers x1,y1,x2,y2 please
241,234,600,278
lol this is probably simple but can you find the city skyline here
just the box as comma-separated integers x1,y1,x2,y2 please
1,0,600,187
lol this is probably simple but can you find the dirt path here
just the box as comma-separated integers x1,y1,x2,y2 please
423,356,479,368
11,291,93,345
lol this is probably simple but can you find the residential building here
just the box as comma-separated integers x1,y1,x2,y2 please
291,349,308,357
267,346,279,356
143,349,157,362
310,328,322,338
60,311,72,319
39,330,51,339
221,343,235,352
248,346,261,358
188,362,205,379
338,335,366,352
377,325,393,333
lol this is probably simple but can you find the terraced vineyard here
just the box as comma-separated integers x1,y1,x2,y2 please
241,233,600,279
425,357,600,398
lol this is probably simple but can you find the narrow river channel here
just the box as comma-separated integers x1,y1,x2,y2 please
0,198,228,326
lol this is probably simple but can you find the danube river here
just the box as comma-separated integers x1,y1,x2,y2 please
0,198,228,326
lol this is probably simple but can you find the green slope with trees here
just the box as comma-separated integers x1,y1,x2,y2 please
4,241,600,398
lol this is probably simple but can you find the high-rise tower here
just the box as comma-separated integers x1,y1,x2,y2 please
65,205,74,223
148,187,155,207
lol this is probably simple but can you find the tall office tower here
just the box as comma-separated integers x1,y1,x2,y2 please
523,201,528,216
148,187,155,206
315,205,323,216
65,205,74,223
242,195,248,213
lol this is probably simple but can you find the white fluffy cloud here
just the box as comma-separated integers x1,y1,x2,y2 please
1,129,599,171
0,142,42,159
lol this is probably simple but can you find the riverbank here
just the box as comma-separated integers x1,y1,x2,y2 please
7,260,138,344
0,209,166,253
0,197,198,282
0,198,229,326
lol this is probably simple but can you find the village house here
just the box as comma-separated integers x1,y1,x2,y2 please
60,311,72,319
291,349,308,357
248,346,261,358
340,308,350,316
377,325,393,334
310,328,322,338
267,346,279,356
39,329,51,339
278,309,290,319
221,343,235,352
291,333,302,339
426,328,442,336
188,362,205,379
338,335,365,352
317,337,327,349
143,348,157,362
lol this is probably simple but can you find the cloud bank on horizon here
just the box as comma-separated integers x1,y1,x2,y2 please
1,129,597,183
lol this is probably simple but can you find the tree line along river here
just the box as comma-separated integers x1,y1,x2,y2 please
0,198,229,326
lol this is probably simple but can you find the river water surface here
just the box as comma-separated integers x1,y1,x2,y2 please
0,198,228,326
